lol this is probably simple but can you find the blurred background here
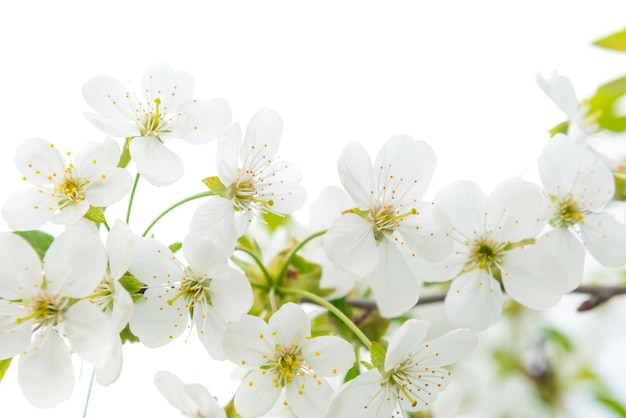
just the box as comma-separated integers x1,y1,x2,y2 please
1,1,626,416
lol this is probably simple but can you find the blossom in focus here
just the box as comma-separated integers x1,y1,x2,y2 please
190,108,306,252
82,63,232,186
0,229,116,408
415,178,568,330
323,136,452,317
327,319,476,417
128,234,253,359
222,302,356,418
2,137,132,231
537,134,626,289
154,370,226,418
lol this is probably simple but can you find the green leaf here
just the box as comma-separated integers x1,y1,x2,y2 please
117,137,132,168
83,206,106,224
544,326,573,352
169,242,182,253
370,341,387,374
0,358,12,383
588,76,626,132
13,230,54,260
594,28,626,52
594,391,626,417
360,361,373,370
261,212,289,232
119,273,146,295
202,176,229,197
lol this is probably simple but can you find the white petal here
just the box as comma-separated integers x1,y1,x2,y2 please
301,336,355,377
285,372,333,418
501,246,567,309
216,123,242,185
95,338,123,386
308,186,354,231
269,302,310,348
154,370,196,413
44,229,107,298
83,112,138,137
129,287,188,347
128,237,183,285
184,384,227,418
82,74,137,121
130,136,184,186
398,203,452,262
84,168,132,207
196,306,228,360
537,72,581,121
18,328,74,408
416,329,477,368
2,188,56,231
337,142,374,208
182,98,232,144
0,301,32,359
51,200,90,225
183,234,232,273
324,213,378,276
445,270,503,330
327,369,392,418
580,212,626,267
235,368,282,418
434,181,487,239
106,220,134,280
241,108,283,172
368,240,420,318
14,138,66,187
536,228,585,291
256,160,307,214
189,198,238,252
223,314,273,367
0,232,43,299
108,278,134,332
208,270,253,322
74,137,122,180
384,319,429,371
140,63,195,112
373,136,436,204
63,301,115,368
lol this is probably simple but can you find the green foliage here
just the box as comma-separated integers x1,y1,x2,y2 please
587,76,626,133
548,121,569,137
370,341,387,374
594,392,626,417
0,358,11,383
119,324,139,344
117,137,132,168
168,242,182,253
594,28,626,52
543,326,573,353
261,211,289,232
13,230,54,260
615,175,626,201
84,206,106,224
202,175,229,197
119,273,146,295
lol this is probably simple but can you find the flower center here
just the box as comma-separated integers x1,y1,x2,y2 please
229,172,274,213
265,344,304,387
138,97,167,137
16,293,68,328
467,236,504,271
550,194,583,228
167,267,212,308
54,173,88,208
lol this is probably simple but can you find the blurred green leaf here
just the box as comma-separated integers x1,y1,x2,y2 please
0,358,11,383
168,242,182,253
548,121,569,137
370,341,387,374
595,392,626,417
615,175,626,201
202,175,228,197
119,273,146,295
261,212,290,232
13,230,54,260
594,28,626,52
588,76,626,132
84,206,106,224
544,326,573,353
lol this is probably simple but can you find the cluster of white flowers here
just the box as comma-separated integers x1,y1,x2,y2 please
0,63,624,417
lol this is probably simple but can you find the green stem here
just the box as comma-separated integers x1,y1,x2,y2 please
126,173,141,225
141,191,214,237
82,367,96,418
277,286,372,350
233,247,274,287
276,230,326,286
103,220,111,232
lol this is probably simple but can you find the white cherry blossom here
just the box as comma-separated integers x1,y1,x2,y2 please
415,178,568,330
128,234,253,359
328,319,476,417
154,370,226,418
222,302,355,418
537,134,626,289
82,63,232,186
2,137,131,231
189,108,306,252
0,229,116,408
323,136,452,317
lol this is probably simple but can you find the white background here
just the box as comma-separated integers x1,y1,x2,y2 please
1,1,626,416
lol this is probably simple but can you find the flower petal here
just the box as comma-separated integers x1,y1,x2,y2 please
0,232,43,299
416,328,477,368
184,383,227,418
301,336,355,377
84,168,132,207
0,300,32,358
434,181,487,239
223,314,272,367
235,368,282,418
536,228,585,291
309,186,354,231
285,372,334,418
327,369,392,418
106,220,134,280
384,319,429,371
196,306,228,360
182,98,232,144
189,197,238,253
44,229,107,298
62,300,116,368
398,203,452,262
51,200,90,225
14,137,66,187
324,213,378,277
207,269,253,322
129,287,188,347
445,269,503,330
269,302,310,348
130,136,184,186
216,123,243,185
501,246,567,309
128,237,183,285
82,74,137,121
18,328,74,408
580,212,626,267
95,338,123,386
241,108,283,172
368,240,420,318
2,188,56,231
74,137,122,180
337,142,374,209
154,370,197,414
140,63,194,113
537,72,581,122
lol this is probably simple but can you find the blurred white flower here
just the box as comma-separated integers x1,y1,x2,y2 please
154,370,226,418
